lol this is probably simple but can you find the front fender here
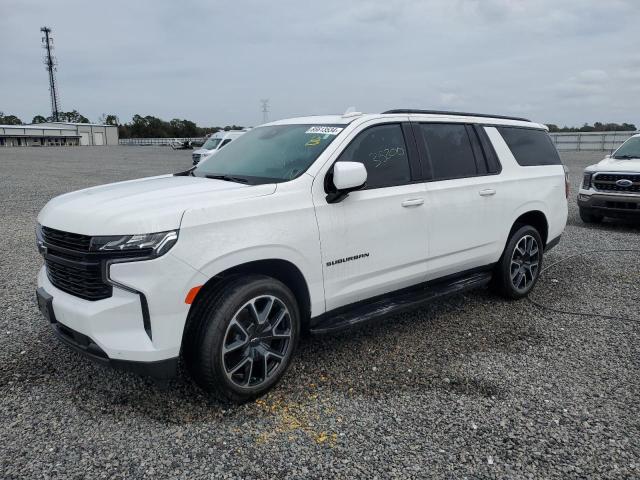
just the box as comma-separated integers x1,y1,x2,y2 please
178,245,325,318
172,179,325,316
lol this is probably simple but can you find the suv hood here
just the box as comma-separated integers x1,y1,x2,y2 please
592,157,640,172
38,175,276,235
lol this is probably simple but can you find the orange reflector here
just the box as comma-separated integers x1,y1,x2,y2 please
185,285,203,304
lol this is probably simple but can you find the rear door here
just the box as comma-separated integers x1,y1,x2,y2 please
413,122,504,279
313,121,429,311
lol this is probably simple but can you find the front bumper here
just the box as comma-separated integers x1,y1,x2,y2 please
36,287,178,379
36,251,207,376
577,192,640,218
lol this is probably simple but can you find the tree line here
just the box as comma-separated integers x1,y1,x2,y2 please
116,115,244,138
546,122,637,133
4,110,636,136
1,109,92,124
0,111,244,138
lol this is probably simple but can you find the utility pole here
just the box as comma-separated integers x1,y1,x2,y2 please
260,99,270,124
41,26,61,122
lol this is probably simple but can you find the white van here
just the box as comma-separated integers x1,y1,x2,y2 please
192,130,248,165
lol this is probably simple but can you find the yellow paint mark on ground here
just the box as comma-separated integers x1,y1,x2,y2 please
253,392,338,447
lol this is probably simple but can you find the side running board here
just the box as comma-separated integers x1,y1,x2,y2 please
309,271,492,335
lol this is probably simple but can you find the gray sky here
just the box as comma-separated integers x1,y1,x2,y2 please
1,0,639,127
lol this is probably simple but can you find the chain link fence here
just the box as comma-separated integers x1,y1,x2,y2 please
118,138,205,146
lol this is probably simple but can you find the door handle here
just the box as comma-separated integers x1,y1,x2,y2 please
479,189,496,197
401,198,424,207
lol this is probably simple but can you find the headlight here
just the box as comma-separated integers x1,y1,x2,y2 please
582,172,593,189
90,230,178,258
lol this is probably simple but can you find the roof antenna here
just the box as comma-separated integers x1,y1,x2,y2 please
342,106,362,118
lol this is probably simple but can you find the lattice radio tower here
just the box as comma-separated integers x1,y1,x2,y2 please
41,26,61,122
260,99,270,124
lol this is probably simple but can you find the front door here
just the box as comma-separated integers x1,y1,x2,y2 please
313,122,429,311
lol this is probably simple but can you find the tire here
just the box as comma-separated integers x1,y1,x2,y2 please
491,225,544,300
579,208,603,224
184,275,300,404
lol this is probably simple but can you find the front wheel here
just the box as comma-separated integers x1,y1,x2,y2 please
184,275,300,404
492,225,543,299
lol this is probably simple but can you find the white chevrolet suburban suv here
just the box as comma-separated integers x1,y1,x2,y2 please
578,133,640,223
36,109,568,403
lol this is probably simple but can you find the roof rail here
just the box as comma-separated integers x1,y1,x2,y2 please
382,109,531,122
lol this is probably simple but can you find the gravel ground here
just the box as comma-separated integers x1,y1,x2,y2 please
0,147,638,479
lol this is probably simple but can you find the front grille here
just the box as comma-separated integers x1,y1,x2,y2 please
593,173,640,193
40,226,113,301
45,257,112,301
42,226,91,252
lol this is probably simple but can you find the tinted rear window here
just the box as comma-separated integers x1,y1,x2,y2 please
497,127,561,166
418,123,478,180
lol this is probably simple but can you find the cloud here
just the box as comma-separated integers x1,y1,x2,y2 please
438,92,464,108
0,0,638,127
553,70,609,98
575,70,609,83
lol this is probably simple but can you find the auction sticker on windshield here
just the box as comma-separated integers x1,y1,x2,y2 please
305,126,343,135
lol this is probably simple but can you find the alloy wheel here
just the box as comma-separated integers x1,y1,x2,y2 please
510,235,540,292
221,295,292,388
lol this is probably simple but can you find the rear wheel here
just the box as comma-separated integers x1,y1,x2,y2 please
492,225,543,299
579,207,603,224
184,275,300,404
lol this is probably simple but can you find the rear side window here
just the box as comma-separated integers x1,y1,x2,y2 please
497,127,561,166
417,123,478,180
337,123,411,189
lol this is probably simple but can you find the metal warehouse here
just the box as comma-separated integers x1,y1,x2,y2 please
0,122,118,147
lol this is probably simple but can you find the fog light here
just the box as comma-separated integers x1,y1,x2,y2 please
578,194,590,201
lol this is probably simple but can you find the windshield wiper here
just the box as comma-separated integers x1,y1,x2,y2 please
613,155,638,160
205,174,249,184
174,167,196,176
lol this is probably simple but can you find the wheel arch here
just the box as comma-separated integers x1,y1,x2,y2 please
181,258,313,353
509,210,549,247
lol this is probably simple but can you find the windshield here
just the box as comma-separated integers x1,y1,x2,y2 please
613,136,640,159
202,137,222,150
193,124,344,184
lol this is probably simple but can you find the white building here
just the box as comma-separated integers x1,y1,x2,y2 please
0,122,118,147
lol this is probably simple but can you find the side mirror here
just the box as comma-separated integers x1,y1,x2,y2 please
326,162,367,203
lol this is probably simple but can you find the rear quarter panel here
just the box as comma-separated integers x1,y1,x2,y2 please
485,126,568,252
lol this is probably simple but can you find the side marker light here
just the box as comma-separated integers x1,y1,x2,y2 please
185,285,203,304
